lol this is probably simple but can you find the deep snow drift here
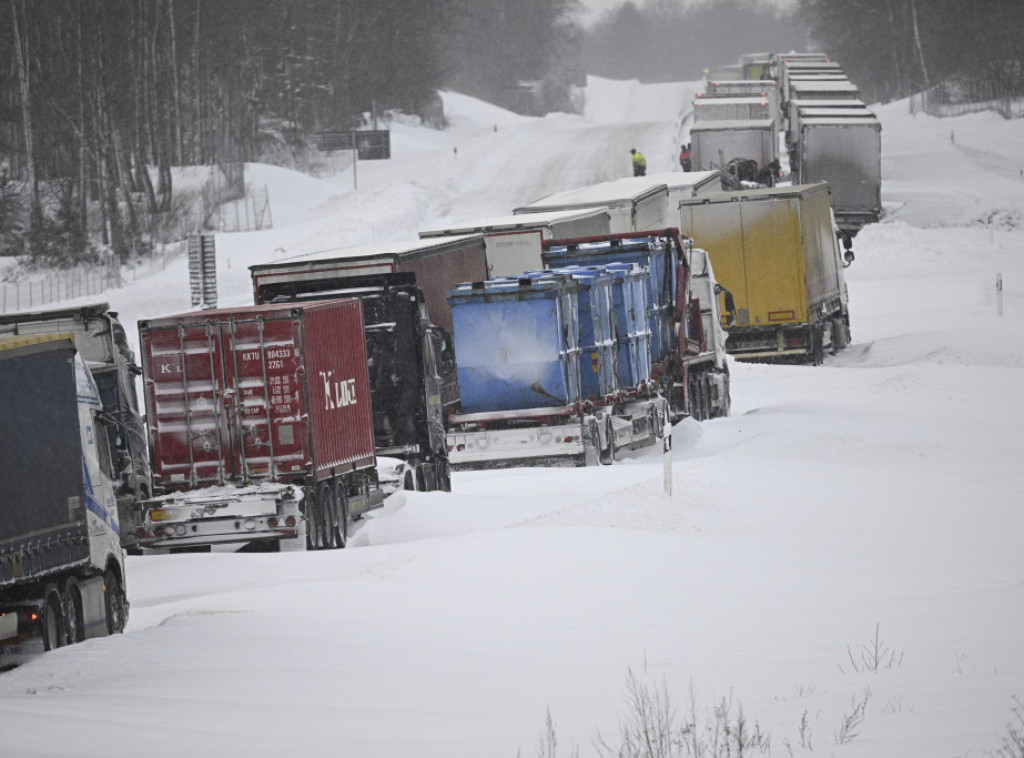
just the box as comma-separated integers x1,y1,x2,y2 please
0,77,1021,758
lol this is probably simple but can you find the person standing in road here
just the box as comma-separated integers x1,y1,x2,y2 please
630,148,647,177
679,143,692,172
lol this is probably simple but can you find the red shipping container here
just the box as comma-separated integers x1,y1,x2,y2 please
139,300,374,492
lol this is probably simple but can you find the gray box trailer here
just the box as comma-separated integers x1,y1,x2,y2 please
514,177,670,234
785,98,867,145
419,208,611,278
797,113,882,235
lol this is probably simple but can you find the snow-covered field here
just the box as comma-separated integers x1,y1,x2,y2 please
0,76,1021,757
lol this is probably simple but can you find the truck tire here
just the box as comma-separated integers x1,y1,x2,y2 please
319,485,338,549
810,326,824,366
435,458,452,493
63,577,85,645
42,587,65,651
104,569,126,635
599,417,616,465
334,488,349,549
304,488,322,550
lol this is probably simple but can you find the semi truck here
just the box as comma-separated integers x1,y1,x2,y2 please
252,269,453,493
689,117,778,176
0,303,151,553
1,334,129,666
445,265,669,470
678,182,853,365
135,299,384,552
796,112,883,235
418,208,612,278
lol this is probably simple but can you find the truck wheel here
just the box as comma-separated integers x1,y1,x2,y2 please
42,588,65,651
320,486,337,549
103,569,126,635
423,463,438,492
63,578,85,645
435,458,452,492
810,326,824,366
403,469,418,491
599,417,615,465
701,375,712,421
334,488,349,549
304,488,322,550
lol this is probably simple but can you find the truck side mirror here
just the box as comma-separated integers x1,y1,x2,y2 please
841,233,855,268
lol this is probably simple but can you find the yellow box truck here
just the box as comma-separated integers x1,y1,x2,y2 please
677,182,853,364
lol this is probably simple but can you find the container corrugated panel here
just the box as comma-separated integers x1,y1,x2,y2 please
0,337,91,584
139,300,374,490
547,267,617,399
602,263,652,389
447,276,581,413
543,238,676,365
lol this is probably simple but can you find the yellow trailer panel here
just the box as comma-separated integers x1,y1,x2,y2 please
678,182,850,363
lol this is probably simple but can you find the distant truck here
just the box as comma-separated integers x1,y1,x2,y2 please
689,116,777,176
419,208,612,278
136,300,385,552
701,81,780,126
0,303,151,553
251,248,463,493
513,177,671,234
796,112,882,236
678,182,853,364
1,334,129,665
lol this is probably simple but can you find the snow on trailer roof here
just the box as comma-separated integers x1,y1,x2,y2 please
798,107,876,119
800,115,881,127
678,181,831,206
641,171,725,195
790,98,867,109
689,118,776,131
417,208,609,238
695,96,771,106
513,176,669,213
249,234,484,270
789,80,860,95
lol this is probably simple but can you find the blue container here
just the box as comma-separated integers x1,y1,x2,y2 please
544,237,677,365
602,262,652,389
546,267,617,400
447,275,581,413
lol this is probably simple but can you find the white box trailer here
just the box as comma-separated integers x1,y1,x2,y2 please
693,95,774,124
701,81,781,126
787,79,860,106
690,118,777,173
780,60,844,101
785,98,867,145
513,177,670,234
419,208,612,278
639,171,731,228
797,113,882,235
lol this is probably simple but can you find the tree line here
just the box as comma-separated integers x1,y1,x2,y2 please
0,0,578,266
798,0,1024,104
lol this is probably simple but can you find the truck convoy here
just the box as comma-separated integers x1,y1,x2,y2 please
678,182,853,364
0,303,151,553
1,334,128,665
445,229,729,470
135,299,384,552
